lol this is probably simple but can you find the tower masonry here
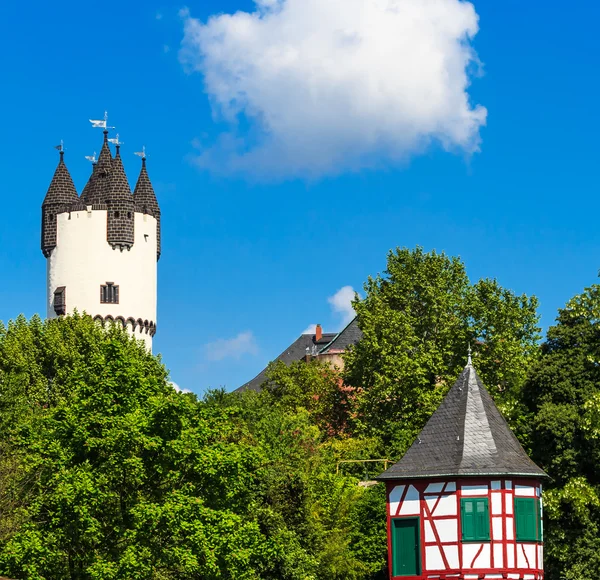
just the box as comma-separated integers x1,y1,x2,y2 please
42,130,160,350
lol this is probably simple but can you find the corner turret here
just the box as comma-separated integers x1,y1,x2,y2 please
106,143,135,250
133,153,161,259
81,131,112,206
41,150,79,257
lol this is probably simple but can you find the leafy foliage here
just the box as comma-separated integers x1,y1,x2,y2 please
344,247,540,455
7,246,600,579
523,284,600,580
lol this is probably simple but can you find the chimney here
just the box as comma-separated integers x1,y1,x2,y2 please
315,324,322,342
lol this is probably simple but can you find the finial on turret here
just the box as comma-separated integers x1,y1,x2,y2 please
85,151,97,164
134,146,147,166
89,111,115,131
54,140,64,159
467,344,473,366
108,134,124,155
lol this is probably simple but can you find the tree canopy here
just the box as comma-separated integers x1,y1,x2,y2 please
1,246,597,580
343,247,540,454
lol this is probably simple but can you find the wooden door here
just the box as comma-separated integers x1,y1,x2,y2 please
392,517,420,577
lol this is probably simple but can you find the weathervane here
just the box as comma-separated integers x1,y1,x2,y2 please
54,140,64,153
85,151,97,164
134,146,146,160
108,133,123,146
89,111,115,130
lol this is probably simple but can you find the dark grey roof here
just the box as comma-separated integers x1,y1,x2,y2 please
42,152,79,207
81,132,112,206
133,157,161,258
237,331,337,392
319,317,363,353
377,364,547,480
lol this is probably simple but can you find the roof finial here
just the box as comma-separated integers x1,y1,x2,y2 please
54,140,64,159
108,133,124,155
89,111,115,131
134,146,147,167
467,343,472,366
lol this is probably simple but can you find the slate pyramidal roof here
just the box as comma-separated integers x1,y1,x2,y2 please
377,363,547,480
42,151,79,207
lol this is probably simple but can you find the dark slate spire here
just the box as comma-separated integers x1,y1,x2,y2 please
377,363,547,480
133,155,161,259
81,131,112,206
106,144,135,249
42,151,79,257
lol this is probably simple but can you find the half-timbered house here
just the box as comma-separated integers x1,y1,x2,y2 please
376,358,547,580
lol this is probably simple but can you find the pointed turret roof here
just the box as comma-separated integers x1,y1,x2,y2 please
42,152,78,207
108,146,132,198
133,157,160,216
81,131,112,205
377,363,547,480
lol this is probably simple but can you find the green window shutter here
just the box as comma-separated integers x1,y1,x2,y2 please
475,499,490,540
461,498,489,541
461,499,475,540
515,498,539,541
538,499,543,542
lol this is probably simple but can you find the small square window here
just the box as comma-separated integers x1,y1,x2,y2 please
100,283,119,304
53,286,66,316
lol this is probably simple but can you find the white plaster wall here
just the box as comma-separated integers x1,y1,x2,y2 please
442,544,459,568
47,210,157,350
493,542,504,567
388,485,404,516
398,485,420,515
515,485,536,497
432,518,457,542
461,484,488,495
463,543,490,568
425,545,444,570
426,494,457,516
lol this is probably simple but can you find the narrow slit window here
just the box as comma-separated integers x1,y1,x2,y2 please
100,282,119,304
53,286,66,316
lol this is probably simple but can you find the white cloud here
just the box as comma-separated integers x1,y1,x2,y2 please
302,323,317,334
170,381,191,394
328,286,357,327
301,285,357,334
180,0,487,179
204,331,259,361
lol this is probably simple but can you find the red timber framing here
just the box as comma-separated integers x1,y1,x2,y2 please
385,478,544,580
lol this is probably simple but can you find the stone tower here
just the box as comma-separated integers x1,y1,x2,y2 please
42,131,160,350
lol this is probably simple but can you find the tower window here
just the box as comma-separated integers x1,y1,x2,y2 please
114,211,120,218
54,287,66,316
100,282,119,304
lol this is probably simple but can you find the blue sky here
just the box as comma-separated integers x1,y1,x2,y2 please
1,0,599,394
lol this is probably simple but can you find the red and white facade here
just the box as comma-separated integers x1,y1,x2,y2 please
385,477,543,580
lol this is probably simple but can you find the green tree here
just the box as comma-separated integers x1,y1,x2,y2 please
523,284,600,580
0,315,310,579
344,247,540,455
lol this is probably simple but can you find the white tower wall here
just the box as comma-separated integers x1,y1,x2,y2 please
47,209,158,350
